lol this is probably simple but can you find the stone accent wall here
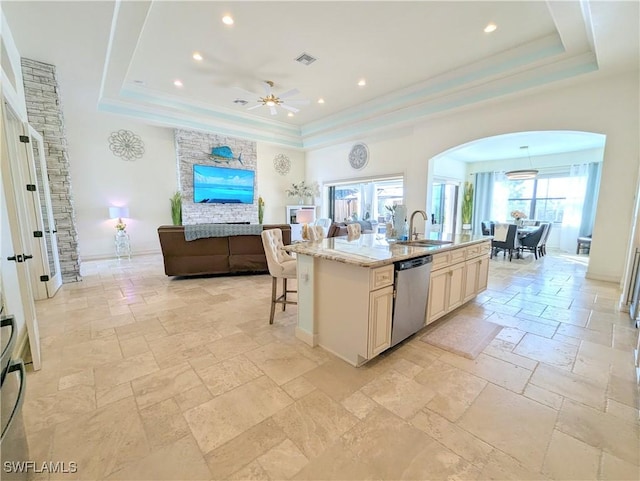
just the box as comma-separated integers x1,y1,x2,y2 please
175,129,258,225
21,58,81,282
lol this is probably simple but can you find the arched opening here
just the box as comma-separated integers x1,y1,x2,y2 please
428,130,606,261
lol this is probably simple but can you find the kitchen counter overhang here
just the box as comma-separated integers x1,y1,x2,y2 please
283,233,490,266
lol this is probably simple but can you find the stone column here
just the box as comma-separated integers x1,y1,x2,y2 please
21,58,81,283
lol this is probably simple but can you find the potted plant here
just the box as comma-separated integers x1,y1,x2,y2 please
461,182,473,230
286,181,319,204
258,196,265,224
170,191,182,226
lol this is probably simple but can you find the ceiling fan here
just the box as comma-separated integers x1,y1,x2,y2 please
244,81,310,116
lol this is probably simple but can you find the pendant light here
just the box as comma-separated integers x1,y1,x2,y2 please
505,146,538,180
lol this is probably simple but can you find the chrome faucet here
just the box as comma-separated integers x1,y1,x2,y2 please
409,210,428,240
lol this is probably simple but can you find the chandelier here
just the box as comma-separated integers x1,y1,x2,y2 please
505,146,538,180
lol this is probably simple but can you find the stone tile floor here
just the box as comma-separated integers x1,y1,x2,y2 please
22,251,639,480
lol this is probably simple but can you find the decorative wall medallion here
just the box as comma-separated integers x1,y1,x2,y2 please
108,130,145,161
348,142,369,170
273,153,291,175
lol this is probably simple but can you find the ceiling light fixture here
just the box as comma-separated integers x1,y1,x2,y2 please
192,52,203,61
222,15,234,25
173,79,183,87
358,79,366,87
317,98,325,104
484,23,497,33
505,146,538,180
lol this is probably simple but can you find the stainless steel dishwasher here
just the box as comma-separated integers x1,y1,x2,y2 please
391,255,432,347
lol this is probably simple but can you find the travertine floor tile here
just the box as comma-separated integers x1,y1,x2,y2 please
414,359,487,421
529,362,606,410
205,418,287,480
106,435,211,480
139,398,191,450
458,383,557,470
411,409,494,468
194,354,263,397
557,398,640,465
361,370,436,420
438,351,532,394
600,452,640,480
513,333,578,369
185,376,292,453
256,438,308,480
245,341,318,385
542,430,600,480
272,389,358,459
51,397,149,480
131,362,203,410
23,254,637,481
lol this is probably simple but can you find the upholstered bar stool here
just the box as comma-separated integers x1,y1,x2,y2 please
260,229,297,324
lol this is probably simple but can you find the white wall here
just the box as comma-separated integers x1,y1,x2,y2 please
307,72,640,283
256,143,306,224
64,111,176,259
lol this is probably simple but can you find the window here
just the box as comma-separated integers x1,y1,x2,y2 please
327,177,403,225
505,175,568,222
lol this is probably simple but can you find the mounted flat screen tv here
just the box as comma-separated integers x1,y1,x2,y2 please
193,164,255,204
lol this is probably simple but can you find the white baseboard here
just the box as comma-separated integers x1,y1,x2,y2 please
584,272,621,283
295,326,317,347
81,248,161,261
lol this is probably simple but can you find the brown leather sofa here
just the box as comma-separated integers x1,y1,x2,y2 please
157,224,291,276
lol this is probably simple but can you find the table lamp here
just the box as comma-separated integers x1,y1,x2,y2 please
109,206,129,223
296,209,315,240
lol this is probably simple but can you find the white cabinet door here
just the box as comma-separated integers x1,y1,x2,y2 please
447,262,466,312
477,256,489,293
427,268,449,324
463,258,480,303
368,285,394,358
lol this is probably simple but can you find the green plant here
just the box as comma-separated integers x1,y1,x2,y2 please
258,196,265,224
170,191,182,226
461,182,473,225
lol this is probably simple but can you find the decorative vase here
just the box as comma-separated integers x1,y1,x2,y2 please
116,229,127,237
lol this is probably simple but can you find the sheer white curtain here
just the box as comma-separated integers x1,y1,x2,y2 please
559,164,589,253
492,172,510,222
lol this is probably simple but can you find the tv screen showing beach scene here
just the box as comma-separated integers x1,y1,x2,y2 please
193,164,255,204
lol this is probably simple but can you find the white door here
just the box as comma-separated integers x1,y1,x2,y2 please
1,101,42,370
27,125,62,296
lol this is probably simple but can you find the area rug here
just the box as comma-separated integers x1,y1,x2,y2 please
420,316,503,360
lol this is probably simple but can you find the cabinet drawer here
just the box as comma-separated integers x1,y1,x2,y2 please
466,244,481,258
450,248,466,264
431,252,450,271
370,264,394,290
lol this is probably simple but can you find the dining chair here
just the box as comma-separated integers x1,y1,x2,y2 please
538,223,551,257
518,224,546,260
490,223,518,261
307,225,325,241
346,223,361,236
260,228,297,324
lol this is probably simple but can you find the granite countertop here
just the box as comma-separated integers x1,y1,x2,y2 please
283,232,490,268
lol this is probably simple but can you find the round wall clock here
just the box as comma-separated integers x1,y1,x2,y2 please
348,142,369,170
273,153,291,175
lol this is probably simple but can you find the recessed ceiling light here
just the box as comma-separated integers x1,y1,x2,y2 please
233,99,248,106
133,80,145,86
173,79,183,87
484,23,497,33
287,112,294,117
192,52,203,61
222,15,234,25
358,79,366,87
317,98,325,104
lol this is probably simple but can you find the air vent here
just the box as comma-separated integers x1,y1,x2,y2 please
295,52,317,66
233,99,248,106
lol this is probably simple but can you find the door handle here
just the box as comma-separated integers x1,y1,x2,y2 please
23,255,33,261
6,255,23,263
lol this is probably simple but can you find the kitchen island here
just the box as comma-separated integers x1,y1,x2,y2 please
284,233,491,366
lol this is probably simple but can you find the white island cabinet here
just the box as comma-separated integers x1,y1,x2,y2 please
285,234,490,367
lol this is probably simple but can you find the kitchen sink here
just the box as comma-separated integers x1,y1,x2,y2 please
397,239,454,246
